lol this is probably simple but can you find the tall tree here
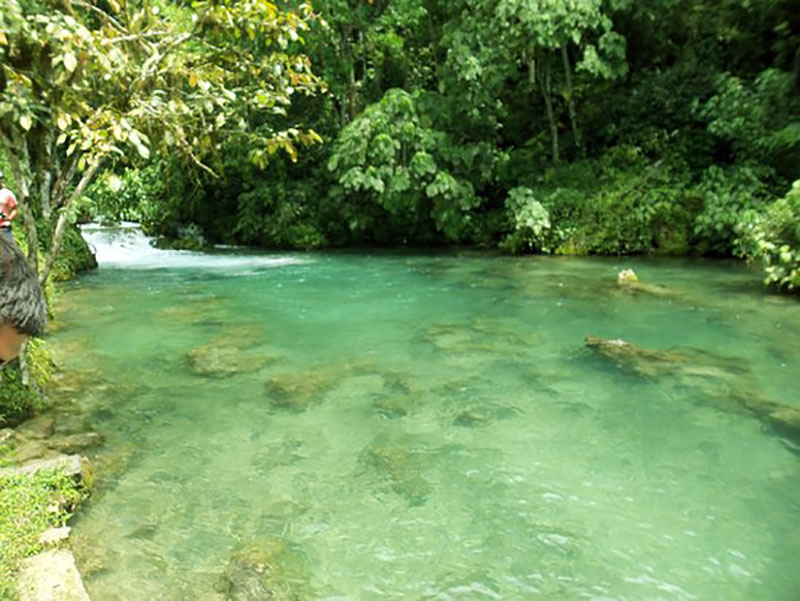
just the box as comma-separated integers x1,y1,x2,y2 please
0,0,323,283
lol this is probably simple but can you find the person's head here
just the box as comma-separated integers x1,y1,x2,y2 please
0,236,47,364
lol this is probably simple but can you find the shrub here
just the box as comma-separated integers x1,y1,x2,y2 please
87,164,164,225
328,89,482,243
740,181,800,292
0,340,52,427
500,187,554,253
691,165,772,256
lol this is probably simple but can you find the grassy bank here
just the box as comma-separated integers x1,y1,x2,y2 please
0,468,87,599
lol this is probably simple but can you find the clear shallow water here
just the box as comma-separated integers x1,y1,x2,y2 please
51,225,800,600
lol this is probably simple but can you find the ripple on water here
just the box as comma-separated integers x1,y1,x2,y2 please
51,247,800,601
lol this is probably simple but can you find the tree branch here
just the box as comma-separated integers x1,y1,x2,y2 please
50,151,78,210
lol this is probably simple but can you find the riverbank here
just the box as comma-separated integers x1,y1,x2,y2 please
0,454,92,600
0,222,99,600
0,345,105,599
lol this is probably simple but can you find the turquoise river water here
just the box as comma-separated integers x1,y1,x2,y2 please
49,224,799,601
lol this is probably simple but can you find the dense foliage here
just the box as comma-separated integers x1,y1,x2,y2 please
1,0,323,282
741,181,800,290
2,0,799,290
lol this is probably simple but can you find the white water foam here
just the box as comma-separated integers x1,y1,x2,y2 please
80,222,309,271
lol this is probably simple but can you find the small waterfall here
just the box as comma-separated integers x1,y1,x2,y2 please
80,222,308,271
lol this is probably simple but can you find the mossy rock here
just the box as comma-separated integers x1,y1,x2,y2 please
362,440,431,506
765,406,800,439
616,269,673,296
586,337,800,445
46,431,104,454
215,539,309,601
584,336,686,378
264,372,334,412
187,345,281,378
48,223,98,282
372,394,417,418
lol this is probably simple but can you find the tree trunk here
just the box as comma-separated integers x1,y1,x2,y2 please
534,55,559,163
794,46,800,93
561,45,584,158
4,141,41,271
39,160,101,286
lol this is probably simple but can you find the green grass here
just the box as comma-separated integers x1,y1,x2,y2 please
0,469,86,600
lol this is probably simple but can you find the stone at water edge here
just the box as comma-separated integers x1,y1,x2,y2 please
13,440,53,463
46,432,104,454
17,550,90,601
0,454,87,481
37,527,71,546
16,416,55,440
0,428,14,445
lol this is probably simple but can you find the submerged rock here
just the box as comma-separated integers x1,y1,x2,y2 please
585,336,800,445
16,416,55,440
46,432,104,454
362,440,431,506
206,324,267,349
215,539,308,601
452,410,492,427
160,297,227,325
188,345,281,378
264,372,335,412
766,406,800,437
741,398,800,440
372,394,417,418
584,336,686,378
422,319,539,364
13,440,53,463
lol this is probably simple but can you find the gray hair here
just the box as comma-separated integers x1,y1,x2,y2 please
0,236,47,336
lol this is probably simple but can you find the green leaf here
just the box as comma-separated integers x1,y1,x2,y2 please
63,51,77,73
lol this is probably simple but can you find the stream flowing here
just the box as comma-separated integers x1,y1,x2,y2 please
49,223,800,600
